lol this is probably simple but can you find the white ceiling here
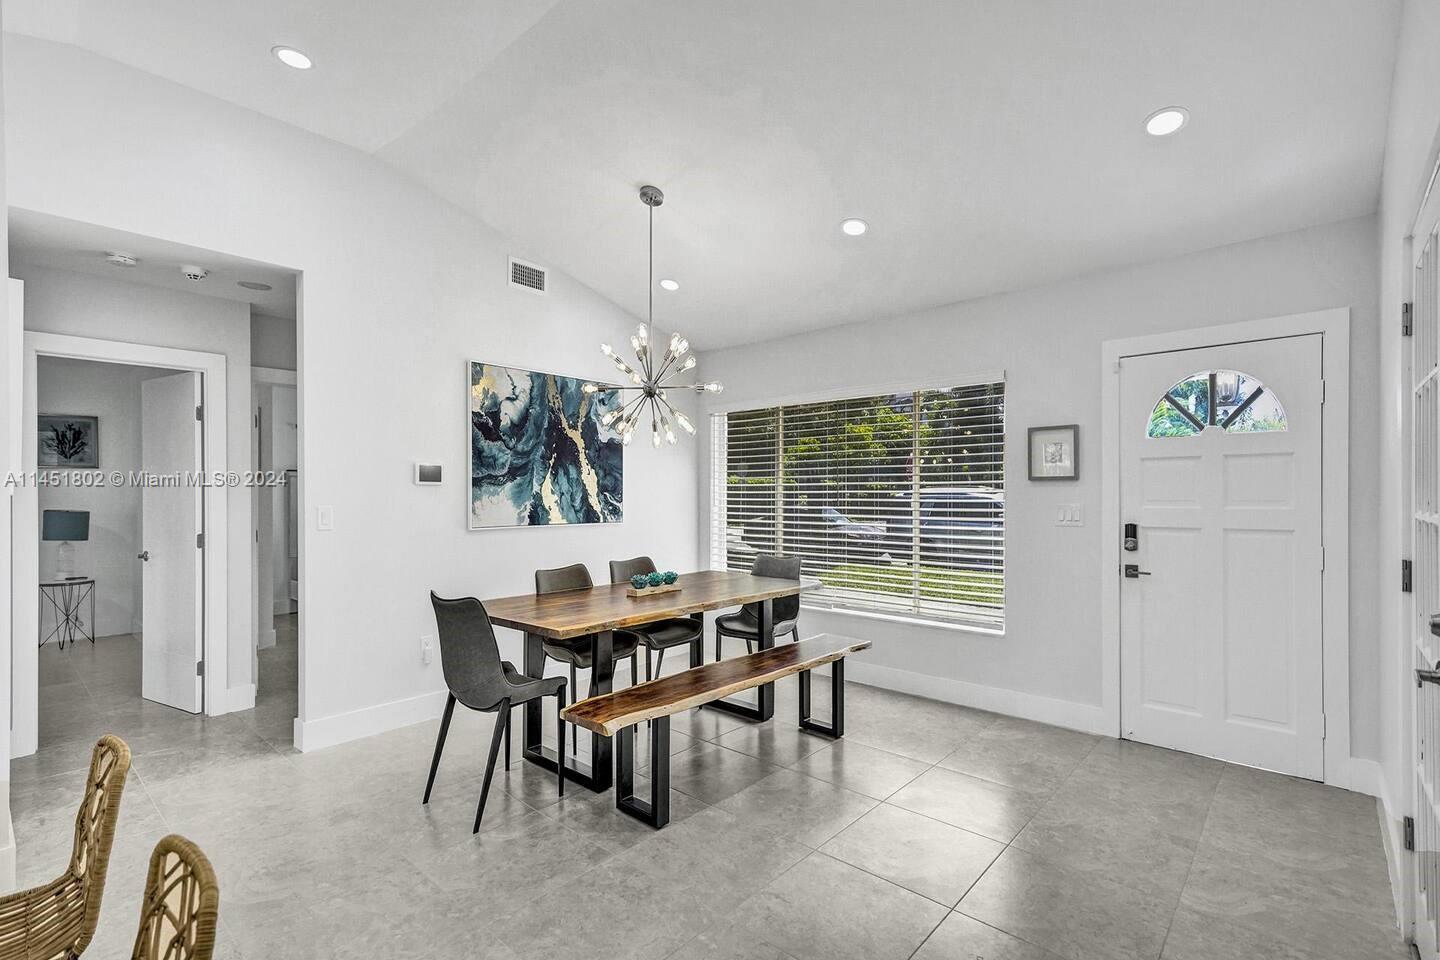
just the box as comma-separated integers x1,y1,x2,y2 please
10,209,300,320
6,0,1402,349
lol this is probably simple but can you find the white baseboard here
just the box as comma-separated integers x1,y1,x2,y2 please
295,689,448,752
834,640,1111,736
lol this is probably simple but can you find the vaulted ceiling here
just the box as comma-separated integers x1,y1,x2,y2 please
6,0,1402,348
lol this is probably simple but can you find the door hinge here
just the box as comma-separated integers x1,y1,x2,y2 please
1404,559,1414,593
253,412,260,429
195,404,203,421
196,661,205,677
1404,301,1415,337
1320,379,1326,405
1406,815,1416,851
196,532,205,549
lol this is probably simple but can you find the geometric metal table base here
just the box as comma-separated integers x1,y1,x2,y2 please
39,578,96,650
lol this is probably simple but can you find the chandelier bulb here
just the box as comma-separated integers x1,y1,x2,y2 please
637,323,648,345
675,411,695,434
582,382,599,394
600,343,613,357
681,355,697,372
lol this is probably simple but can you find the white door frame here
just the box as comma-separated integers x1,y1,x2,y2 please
1100,308,1353,787
12,331,228,757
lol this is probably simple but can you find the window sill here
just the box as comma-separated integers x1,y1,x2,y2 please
800,601,1005,638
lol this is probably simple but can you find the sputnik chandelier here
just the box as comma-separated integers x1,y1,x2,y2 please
583,185,721,447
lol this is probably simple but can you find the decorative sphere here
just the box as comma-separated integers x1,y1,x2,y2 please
630,574,649,590
646,571,665,587
662,571,679,585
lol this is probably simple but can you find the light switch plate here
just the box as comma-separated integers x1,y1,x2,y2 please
1056,503,1083,526
317,505,335,531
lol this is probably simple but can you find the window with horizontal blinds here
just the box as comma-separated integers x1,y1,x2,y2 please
713,382,1005,628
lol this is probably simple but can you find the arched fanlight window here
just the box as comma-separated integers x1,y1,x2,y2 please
1147,370,1287,438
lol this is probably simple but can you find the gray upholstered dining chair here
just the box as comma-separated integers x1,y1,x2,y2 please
609,556,703,681
426,592,568,833
714,554,803,660
535,564,641,758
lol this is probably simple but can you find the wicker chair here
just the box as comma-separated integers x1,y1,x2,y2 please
128,835,218,960
0,734,131,960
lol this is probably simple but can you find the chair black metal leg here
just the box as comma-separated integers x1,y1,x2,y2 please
655,648,666,678
474,699,511,833
423,693,457,804
715,629,723,662
645,649,653,682
555,691,566,799
631,654,638,686
504,705,512,770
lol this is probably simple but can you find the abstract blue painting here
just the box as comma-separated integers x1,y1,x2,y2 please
469,361,624,528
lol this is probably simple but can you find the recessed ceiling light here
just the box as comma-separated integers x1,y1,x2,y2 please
1144,106,1189,137
840,218,868,237
238,280,273,292
658,278,680,291
104,252,138,268
271,45,313,70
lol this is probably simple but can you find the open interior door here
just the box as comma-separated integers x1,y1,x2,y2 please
139,371,203,713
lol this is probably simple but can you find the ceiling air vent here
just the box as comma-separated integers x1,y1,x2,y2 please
509,257,547,295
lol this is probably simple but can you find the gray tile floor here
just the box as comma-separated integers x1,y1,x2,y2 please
14,621,1409,960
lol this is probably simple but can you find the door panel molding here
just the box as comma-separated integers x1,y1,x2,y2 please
1101,308,1352,788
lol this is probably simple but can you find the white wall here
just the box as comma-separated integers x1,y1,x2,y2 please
35,357,183,637
701,215,1380,756
1376,0,1440,903
3,35,699,748
251,313,296,372
0,25,14,891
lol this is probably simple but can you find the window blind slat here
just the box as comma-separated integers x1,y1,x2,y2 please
714,382,1005,628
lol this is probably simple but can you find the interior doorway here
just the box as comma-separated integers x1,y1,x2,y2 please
32,357,209,750
1117,335,1325,779
15,333,230,758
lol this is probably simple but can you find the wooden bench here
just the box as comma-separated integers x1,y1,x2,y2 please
561,636,871,828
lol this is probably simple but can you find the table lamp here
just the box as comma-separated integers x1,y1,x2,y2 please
42,509,89,579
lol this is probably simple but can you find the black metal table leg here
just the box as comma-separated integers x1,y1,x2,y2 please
689,612,704,668
705,598,775,722
799,657,846,738
521,629,614,793
616,715,671,828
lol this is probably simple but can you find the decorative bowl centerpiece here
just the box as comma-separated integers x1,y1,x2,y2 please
627,570,682,598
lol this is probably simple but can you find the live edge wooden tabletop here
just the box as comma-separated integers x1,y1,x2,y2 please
562,636,872,736
481,570,817,640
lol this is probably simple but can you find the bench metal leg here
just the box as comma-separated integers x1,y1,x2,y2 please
799,657,846,739
615,716,671,829
705,599,776,723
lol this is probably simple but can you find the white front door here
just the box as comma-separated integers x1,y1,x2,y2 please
1119,335,1324,778
139,372,204,713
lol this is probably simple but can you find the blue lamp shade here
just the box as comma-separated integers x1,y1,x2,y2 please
42,510,90,542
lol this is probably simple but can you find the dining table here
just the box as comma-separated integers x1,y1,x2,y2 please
481,569,816,793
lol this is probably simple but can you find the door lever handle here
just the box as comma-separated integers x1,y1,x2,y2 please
1418,661,1440,688
136,551,150,562
1430,614,1440,638
1123,565,1151,579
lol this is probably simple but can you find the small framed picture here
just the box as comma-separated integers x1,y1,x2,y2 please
1028,424,1078,481
38,414,100,469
